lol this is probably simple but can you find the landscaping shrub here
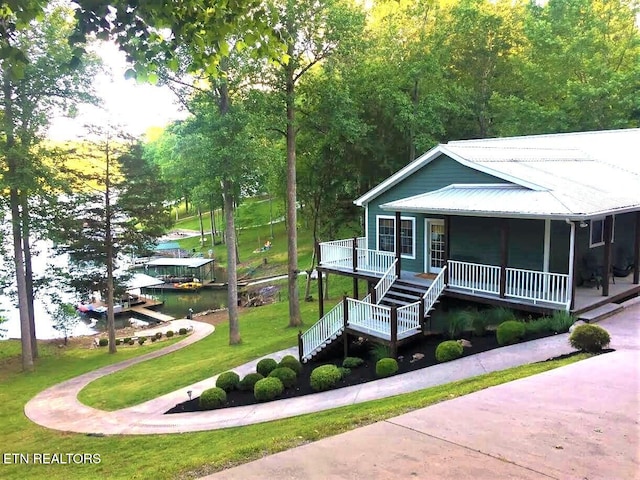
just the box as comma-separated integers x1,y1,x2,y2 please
338,367,351,379
487,307,516,327
115,339,122,346
375,358,399,378
569,324,611,353
446,310,471,339
98,338,108,347
238,373,263,392
268,367,297,388
310,364,342,391
435,340,464,362
155,332,162,340
199,387,227,409
166,330,174,338
524,317,554,336
342,356,364,369
496,320,525,345
151,337,157,343
179,327,188,335
123,337,131,343
215,371,240,392
128,340,135,346
470,310,489,336
138,336,146,345
369,344,391,362
278,355,302,375
254,377,284,402
256,358,278,377
549,311,575,333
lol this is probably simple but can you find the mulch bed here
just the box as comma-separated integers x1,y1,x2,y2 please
166,330,573,414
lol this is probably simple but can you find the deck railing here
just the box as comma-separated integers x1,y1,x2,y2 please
319,239,354,270
319,238,394,275
422,266,447,313
347,297,392,336
356,248,395,274
506,268,569,306
447,260,500,295
396,302,420,335
300,301,344,361
374,259,398,303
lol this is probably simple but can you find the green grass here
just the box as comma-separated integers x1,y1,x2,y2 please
0,333,590,480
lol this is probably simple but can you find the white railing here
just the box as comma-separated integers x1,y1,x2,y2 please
357,236,366,250
319,239,353,270
374,259,398,303
397,302,421,336
506,268,570,306
447,260,500,295
300,301,344,361
423,266,447,313
347,297,391,336
356,248,395,275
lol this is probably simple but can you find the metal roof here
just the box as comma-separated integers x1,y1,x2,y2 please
126,273,165,290
146,258,213,268
358,128,640,217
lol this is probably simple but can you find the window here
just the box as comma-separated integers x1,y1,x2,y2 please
589,217,615,248
376,216,415,258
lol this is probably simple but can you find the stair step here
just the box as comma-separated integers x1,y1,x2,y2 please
385,289,421,302
381,297,412,307
391,282,427,295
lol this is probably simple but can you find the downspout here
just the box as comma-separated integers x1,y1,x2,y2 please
565,219,576,311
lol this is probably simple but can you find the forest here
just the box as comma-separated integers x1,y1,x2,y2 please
1,0,639,369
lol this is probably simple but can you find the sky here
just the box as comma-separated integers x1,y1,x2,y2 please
48,41,188,141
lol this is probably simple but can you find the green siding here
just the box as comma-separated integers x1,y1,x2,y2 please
367,154,507,273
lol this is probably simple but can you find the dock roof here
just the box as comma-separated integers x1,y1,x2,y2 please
146,258,213,268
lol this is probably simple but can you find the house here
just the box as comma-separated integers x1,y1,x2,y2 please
299,128,640,362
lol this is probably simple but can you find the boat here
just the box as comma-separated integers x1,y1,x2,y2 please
173,282,203,291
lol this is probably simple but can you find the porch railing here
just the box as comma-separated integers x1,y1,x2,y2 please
318,239,354,270
374,259,398,303
423,266,447,313
300,301,344,361
319,238,394,275
356,248,395,274
397,302,420,336
448,260,500,295
506,268,569,306
347,297,392,336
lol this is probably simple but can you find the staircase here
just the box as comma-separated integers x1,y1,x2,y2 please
299,267,447,363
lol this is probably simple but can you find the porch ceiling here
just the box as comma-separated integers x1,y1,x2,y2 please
380,183,640,219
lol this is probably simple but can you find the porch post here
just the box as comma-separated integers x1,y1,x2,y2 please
543,219,551,272
634,211,640,285
499,218,509,298
342,296,349,358
298,330,303,362
395,211,402,278
317,243,324,319
370,283,377,304
569,221,577,310
602,215,613,296
444,215,451,284
353,277,359,299
390,307,398,358
352,236,358,272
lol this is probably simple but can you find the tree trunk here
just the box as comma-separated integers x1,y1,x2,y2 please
198,206,205,246
21,196,38,358
269,194,274,238
4,75,34,371
105,141,117,354
285,40,302,327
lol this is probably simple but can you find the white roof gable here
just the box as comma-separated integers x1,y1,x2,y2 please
357,128,640,217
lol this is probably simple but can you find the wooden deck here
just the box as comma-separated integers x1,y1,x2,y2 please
129,306,175,322
573,275,640,314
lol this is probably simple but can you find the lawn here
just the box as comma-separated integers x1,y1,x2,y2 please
0,331,589,480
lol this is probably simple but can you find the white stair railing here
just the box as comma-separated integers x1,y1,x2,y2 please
374,259,398,303
397,302,420,335
300,301,344,362
347,297,392,336
422,266,447,313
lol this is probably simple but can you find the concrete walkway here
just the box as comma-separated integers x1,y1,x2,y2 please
203,306,640,480
24,306,638,443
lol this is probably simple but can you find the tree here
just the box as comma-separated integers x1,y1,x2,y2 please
51,303,79,345
0,4,98,371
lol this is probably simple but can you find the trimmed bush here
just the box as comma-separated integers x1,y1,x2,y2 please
496,320,526,345
569,324,611,353
179,327,188,335
278,355,303,375
166,330,174,338
376,358,399,378
123,337,131,344
342,356,364,369
215,371,240,392
238,373,263,392
269,367,297,388
310,364,342,392
338,367,351,379
98,338,108,347
128,340,135,346
138,336,146,345
151,336,157,343
199,387,227,409
549,311,575,333
256,358,278,377
254,377,284,402
115,339,122,346
435,340,464,363
155,332,162,340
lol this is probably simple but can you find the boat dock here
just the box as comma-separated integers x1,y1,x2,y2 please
129,306,175,323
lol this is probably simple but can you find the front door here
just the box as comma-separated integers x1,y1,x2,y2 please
424,219,445,273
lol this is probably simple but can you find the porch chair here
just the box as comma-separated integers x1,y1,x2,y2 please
580,252,614,290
